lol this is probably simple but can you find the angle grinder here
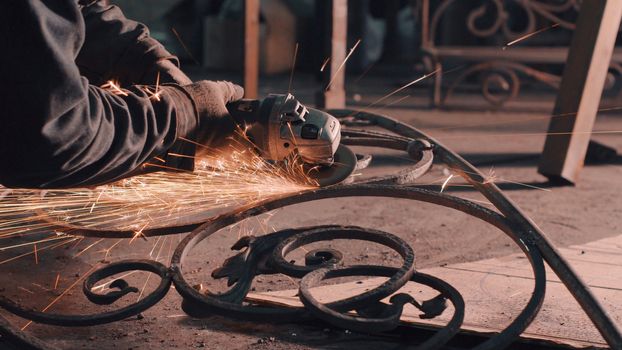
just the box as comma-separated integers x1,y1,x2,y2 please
226,94,357,186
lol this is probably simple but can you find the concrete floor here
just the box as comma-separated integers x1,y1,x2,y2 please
1,71,621,349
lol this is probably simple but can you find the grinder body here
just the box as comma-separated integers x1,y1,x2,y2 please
226,94,341,166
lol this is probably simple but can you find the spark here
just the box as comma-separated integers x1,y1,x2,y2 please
138,236,168,302
101,80,128,96
130,224,148,245
440,174,454,193
155,71,160,97
383,95,411,108
0,239,71,266
366,68,440,109
102,240,123,262
170,27,200,65
17,287,34,295
0,236,72,252
482,167,498,185
143,71,162,101
320,57,331,72
54,273,60,290
503,23,560,50
74,238,104,257
285,122,299,148
91,270,139,292
166,153,195,160
326,39,362,91
288,43,299,94
0,130,315,242
33,244,38,264
461,168,552,192
165,233,175,265
500,179,552,192
31,283,50,292
70,237,85,250
552,106,622,118
142,162,195,173
147,236,163,259
353,63,376,84
89,191,103,214
21,264,99,331
426,105,622,135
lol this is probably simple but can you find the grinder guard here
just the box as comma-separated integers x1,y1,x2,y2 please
226,94,355,186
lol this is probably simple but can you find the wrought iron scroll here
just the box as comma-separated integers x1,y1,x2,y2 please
0,110,620,350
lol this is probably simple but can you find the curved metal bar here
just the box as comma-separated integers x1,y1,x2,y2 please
340,137,434,185
170,184,546,349
271,227,415,311
0,313,59,350
298,266,464,349
210,226,335,304
442,61,561,106
428,0,577,45
328,109,622,348
0,260,171,327
43,221,203,239
466,0,506,38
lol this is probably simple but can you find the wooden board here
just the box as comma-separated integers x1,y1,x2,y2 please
248,235,622,348
315,0,347,109
538,2,622,183
243,0,260,99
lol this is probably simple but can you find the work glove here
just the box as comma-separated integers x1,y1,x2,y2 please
182,80,245,149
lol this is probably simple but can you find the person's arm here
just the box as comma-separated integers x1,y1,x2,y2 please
76,0,192,86
0,0,240,189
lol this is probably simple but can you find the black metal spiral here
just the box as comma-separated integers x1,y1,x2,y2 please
0,260,171,327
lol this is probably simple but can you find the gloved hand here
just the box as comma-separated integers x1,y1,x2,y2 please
182,80,244,148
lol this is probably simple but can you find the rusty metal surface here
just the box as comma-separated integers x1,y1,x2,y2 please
0,110,619,349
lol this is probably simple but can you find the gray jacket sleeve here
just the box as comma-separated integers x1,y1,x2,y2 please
0,0,198,189
76,0,192,86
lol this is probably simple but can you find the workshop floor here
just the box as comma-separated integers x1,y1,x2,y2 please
1,71,621,349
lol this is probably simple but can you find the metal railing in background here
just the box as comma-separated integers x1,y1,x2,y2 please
420,0,622,107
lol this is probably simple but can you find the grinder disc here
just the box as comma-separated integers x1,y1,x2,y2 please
308,145,357,187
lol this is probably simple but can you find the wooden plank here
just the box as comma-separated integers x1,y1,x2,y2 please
249,275,614,348
248,234,622,348
538,2,622,183
315,0,347,109
243,0,260,99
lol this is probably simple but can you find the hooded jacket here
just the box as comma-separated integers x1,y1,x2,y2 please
0,0,198,188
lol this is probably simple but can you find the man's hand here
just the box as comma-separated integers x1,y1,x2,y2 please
182,80,245,149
